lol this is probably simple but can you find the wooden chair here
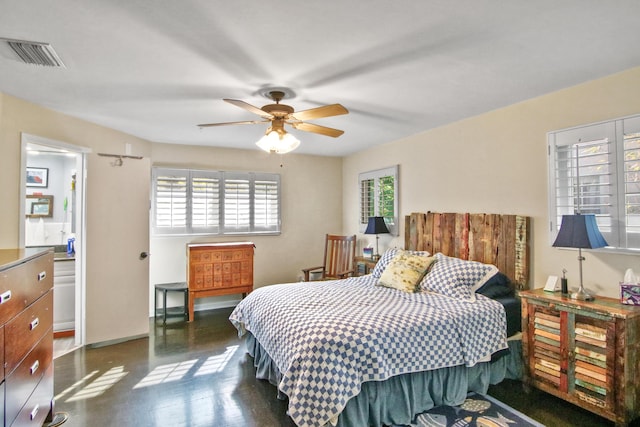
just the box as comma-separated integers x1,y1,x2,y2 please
302,234,357,281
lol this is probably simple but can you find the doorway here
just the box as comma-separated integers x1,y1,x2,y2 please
20,133,89,349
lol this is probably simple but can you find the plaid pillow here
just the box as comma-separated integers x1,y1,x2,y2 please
421,253,498,302
371,247,431,278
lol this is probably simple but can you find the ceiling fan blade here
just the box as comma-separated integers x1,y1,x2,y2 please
289,104,348,121
224,99,273,119
198,120,267,128
291,122,344,138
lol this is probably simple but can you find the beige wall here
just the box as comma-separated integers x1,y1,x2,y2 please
0,93,154,248
344,66,640,299
0,92,342,339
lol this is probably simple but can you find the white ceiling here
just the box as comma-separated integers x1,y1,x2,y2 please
2,1,640,157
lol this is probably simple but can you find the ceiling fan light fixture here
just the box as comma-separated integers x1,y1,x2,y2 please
199,89,347,150
256,129,300,154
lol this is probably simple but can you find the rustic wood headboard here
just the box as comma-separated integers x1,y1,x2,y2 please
405,212,530,289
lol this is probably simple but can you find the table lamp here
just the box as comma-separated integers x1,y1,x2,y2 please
552,213,608,301
365,216,390,259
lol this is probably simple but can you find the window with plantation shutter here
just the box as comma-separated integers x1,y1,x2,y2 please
152,167,280,235
358,165,399,236
548,114,640,250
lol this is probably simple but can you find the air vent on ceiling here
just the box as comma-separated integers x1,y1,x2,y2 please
1,38,65,67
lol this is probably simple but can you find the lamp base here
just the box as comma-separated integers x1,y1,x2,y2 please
571,287,594,301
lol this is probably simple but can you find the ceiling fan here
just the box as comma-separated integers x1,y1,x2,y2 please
198,90,349,153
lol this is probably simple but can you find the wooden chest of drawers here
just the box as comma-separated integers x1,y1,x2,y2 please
187,242,254,321
0,248,54,427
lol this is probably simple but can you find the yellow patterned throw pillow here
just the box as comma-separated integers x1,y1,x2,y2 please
377,251,436,293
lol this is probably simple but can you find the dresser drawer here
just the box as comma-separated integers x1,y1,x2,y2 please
9,363,53,427
0,253,52,326
5,332,53,426
5,291,53,374
0,325,4,382
0,380,5,426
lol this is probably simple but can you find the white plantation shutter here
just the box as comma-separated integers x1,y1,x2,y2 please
153,169,187,233
549,122,615,246
152,168,280,235
254,174,280,232
191,172,220,232
624,128,640,247
360,178,374,225
553,139,613,219
223,175,251,233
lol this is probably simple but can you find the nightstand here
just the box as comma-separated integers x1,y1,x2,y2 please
520,288,640,426
354,256,378,276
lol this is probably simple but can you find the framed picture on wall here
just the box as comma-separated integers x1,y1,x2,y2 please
26,167,49,188
31,202,50,215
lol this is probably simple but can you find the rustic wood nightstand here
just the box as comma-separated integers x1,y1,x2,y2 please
520,288,640,426
354,256,378,276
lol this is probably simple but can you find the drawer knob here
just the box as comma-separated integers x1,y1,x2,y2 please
30,359,40,375
30,317,40,330
38,271,47,281
0,289,11,304
30,404,39,420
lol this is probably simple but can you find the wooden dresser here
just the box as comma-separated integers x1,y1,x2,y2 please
0,248,54,427
187,242,254,322
520,289,640,426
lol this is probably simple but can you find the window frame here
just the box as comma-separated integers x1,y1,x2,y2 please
548,113,640,252
152,167,281,236
358,165,399,236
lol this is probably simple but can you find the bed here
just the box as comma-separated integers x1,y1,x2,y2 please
229,212,530,427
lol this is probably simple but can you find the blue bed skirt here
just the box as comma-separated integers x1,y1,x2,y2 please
245,333,522,427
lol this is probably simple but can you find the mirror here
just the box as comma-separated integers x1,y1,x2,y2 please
26,195,53,218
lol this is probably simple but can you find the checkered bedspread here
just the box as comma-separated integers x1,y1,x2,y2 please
229,275,507,427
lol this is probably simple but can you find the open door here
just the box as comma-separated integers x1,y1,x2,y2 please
20,133,90,349
85,153,151,345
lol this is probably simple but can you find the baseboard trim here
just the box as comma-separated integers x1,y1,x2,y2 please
194,299,241,312
87,333,149,349
148,298,240,318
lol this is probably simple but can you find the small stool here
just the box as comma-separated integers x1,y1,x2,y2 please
154,282,189,324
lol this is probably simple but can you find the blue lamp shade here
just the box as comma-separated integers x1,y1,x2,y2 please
364,217,390,235
552,214,608,249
